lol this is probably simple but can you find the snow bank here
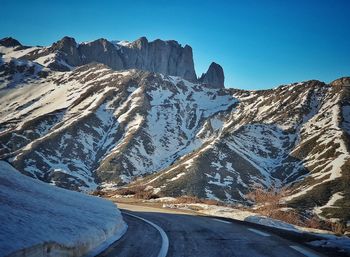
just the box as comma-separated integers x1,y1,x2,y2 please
163,203,254,220
163,203,350,253
163,203,328,232
145,197,177,203
165,203,335,233
244,216,298,232
308,236,350,253
0,161,127,257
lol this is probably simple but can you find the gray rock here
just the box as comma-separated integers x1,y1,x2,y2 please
51,36,81,67
7,36,224,86
0,37,22,47
79,38,124,70
199,62,225,88
39,36,197,82
122,37,197,82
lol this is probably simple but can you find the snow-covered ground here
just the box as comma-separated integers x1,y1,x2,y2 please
162,202,350,253
0,161,127,257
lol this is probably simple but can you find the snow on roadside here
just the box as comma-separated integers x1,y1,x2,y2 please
162,202,328,233
308,236,350,254
145,197,177,203
245,215,298,232
162,202,350,253
0,161,127,257
163,203,255,222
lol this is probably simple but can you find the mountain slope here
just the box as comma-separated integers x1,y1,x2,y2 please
133,79,350,218
0,62,235,191
0,37,349,223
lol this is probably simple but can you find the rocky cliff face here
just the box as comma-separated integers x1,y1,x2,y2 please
2,36,205,84
0,37,22,47
0,37,349,223
120,37,197,82
199,62,225,88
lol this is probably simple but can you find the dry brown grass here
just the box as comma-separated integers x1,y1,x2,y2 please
114,185,159,200
245,185,347,233
246,185,306,227
271,210,304,226
134,190,159,200
246,184,289,217
172,195,225,206
115,185,146,196
330,222,346,235
304,216,323,229
201,199,225,206
173,195,202,204
115,187,138,196
89,190,109,197
272,212,347,233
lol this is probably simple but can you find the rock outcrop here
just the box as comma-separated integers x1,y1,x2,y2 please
121,37,197,82
50,36,81,67
199,62,225,88
79,38,124,70
15,36,198,81
0,37,22,47
0,36,223,86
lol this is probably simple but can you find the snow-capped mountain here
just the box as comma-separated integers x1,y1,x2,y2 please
0,37,349,222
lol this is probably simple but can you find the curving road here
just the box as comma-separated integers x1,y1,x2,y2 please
97,204,322,257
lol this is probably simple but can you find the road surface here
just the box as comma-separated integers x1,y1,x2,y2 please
97,204,322,257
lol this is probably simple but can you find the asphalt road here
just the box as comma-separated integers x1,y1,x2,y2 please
97,204,322,257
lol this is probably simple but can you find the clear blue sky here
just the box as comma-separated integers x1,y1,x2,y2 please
1,0,349,89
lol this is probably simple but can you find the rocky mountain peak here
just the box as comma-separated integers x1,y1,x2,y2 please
1,36,226,87
49,36,80,68
52,36,77,50
130,36,148,48
0,37,22,47
83,38,116,51
199,62,225,88
121,36,197,82
330,77,350,87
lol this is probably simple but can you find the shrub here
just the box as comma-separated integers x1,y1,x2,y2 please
202,199,225,206
304,216,323,229
115,185,146,196
245,185,347,232
173,195,202,204
134,190,159,200
115,187,138,196
114,185,159,199
271,210,304,226
172,196,225,206
245,184,289,217
331,222,346,235
89,190,108,197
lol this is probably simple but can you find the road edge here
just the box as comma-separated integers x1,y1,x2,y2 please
122,212,169,257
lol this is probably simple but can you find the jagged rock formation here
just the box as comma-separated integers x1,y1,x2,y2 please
199,62,225,88
0,37,349,223
0,36,203,83
0,37,22,47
